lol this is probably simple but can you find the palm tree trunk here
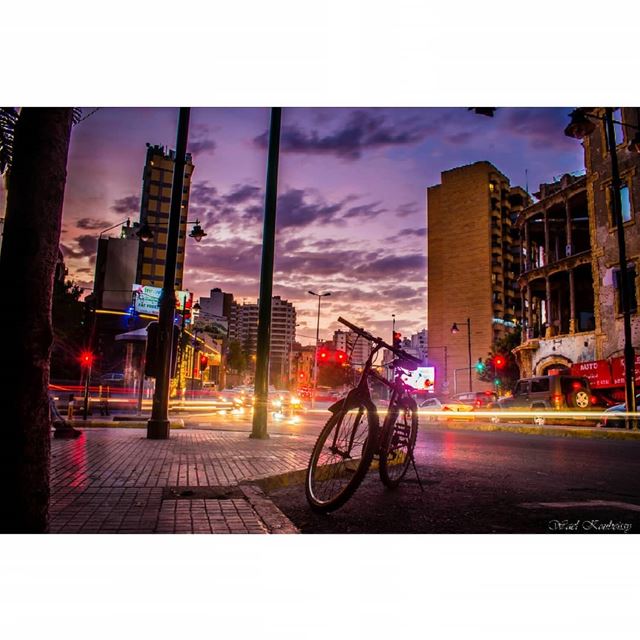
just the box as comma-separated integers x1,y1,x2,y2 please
0,108,74,533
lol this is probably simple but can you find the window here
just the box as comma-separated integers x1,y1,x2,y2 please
530,378,550,393
620,183,632,223
613,264,637,314
604,108,625,148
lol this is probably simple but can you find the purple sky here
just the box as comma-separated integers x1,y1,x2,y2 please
1,107,585,345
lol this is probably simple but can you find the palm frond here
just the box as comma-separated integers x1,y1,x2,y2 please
0,107,19,175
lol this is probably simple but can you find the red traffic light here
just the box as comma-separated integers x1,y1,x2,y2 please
494,355,505,369
319,350,328,361
199,354,208,372
80,351,94,367
336,350,348,362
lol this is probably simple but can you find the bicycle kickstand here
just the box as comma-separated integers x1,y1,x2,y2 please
409,448,425,492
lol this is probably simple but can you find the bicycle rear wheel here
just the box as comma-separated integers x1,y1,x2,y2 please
379,398,418,488
305,401,378,513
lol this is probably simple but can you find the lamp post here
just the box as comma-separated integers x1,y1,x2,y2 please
309,290,331,409
146,107,191,440
136,219,207,244
451,318,472,392
565,108,640,429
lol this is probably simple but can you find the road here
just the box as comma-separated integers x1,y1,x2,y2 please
266,427,640,533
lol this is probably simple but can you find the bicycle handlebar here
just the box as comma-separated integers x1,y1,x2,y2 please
337,316,423,365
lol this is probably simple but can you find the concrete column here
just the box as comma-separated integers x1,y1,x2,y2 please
524,221,530,271
543,209,550,266
565,197,573,258
569,268,576,333
545,275,553,336
527,284,533,337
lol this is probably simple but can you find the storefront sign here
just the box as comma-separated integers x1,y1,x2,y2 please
570,360,612,387
132,284,191,316
610,355,640,386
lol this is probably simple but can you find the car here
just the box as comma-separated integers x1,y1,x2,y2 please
99,372,125,387
597,394,640,428
446,390,498,410
269,390,304,415
496,374,595,425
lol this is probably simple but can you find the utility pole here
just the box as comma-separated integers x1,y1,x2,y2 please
251,107,282,439
146,107,190,440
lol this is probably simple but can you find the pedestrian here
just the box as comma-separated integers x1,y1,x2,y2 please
67,393,76,420
99,385,110,416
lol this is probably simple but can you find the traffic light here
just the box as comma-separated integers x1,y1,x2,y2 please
80,351,94,368
494,355,506,369
318,349,329,363
475,358,486,373
393,332,402,350
199,354,208,372
335,350,348,364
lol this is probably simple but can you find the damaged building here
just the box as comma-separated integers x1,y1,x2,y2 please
514,108,640,403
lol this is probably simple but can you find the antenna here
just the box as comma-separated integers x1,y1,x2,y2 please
525,168,529,194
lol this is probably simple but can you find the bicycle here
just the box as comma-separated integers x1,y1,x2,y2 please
305,316,423,513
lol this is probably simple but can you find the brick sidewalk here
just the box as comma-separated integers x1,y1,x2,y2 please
50,428,313,534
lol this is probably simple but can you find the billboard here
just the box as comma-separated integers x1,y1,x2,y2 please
401,366,436,392
132,284,192,316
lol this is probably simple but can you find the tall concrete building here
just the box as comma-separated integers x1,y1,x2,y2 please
229,296,297,388
136,144,194,290
426,161,530,394
333,330,372,366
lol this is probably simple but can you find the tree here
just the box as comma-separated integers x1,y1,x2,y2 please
0,108,75,532
51,277,85,380
318,361,352,388
227,340,246,373
477,328,522,392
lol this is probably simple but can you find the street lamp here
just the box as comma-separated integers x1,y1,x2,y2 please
451,318,472,392
136,218,207,243
309,290,331,408
565,108,640,429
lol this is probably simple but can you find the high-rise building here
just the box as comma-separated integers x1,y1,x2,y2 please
136,144,194,290
332,330,372,366
228,296,297,388
426,161,530,394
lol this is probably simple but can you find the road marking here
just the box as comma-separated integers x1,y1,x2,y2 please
520,500,640,512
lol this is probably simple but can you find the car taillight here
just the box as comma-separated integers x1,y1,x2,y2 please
572,381,583,390
552,394,563,407
475,400,482,408
590,395,598,405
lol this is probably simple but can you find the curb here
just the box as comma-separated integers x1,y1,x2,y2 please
422,420,640,441
70,419,185,429
240,485,300,534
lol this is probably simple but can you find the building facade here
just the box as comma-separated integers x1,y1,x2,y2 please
332,330,373,366
426,161,530,395
136,144,194,290
513,173,596,376
514,108,640,388
228,296,297,388
93,220,141,311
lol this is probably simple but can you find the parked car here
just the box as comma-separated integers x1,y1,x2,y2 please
597,394,640,428
496,375,595,425
99,372,125,387
446,390,498,410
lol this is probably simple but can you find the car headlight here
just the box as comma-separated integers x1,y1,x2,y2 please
272,399,282,408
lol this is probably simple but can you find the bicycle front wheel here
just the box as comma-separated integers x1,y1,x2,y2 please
379,398,418,488
305,402,378,513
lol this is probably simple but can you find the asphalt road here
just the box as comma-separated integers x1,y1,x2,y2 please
267,428,640,534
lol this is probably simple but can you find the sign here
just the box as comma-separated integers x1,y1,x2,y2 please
132,284,191,316
570,360,612,387
610,355,640,386
401,366,436,392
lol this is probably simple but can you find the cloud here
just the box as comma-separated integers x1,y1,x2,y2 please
395,201,420,218
76,217,111,230
501,108,577,151
254,109,428,160
189,138,216,155
60,234,99,261
112,195,140,214
353,254,426,278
